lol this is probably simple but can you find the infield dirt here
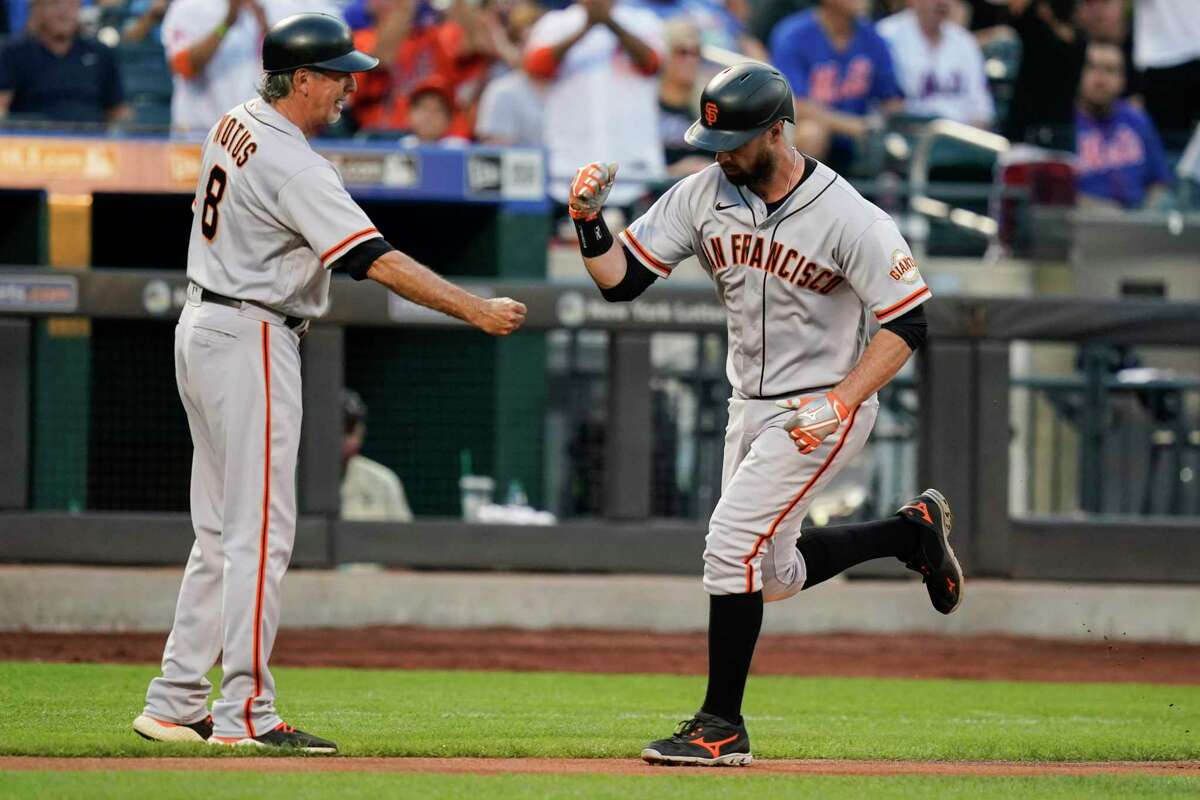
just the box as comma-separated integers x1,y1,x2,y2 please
2,627,1197,685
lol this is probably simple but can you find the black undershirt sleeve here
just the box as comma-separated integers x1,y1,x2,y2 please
331,236,396,281
880,304,928,352
599,246,659,302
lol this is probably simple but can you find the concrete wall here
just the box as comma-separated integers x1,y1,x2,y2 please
3,566,1199,643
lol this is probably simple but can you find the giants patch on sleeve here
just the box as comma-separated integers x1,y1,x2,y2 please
889,249,920,284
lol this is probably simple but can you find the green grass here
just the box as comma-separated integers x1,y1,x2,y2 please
1,772,1198,800
0,661,1197,761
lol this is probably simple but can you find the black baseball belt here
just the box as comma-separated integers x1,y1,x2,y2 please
195,285,308,332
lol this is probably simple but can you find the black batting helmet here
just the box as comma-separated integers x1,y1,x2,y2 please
685,62,794,153
263,13,379,74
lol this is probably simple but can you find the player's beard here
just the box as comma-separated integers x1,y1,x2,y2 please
720,147,774,188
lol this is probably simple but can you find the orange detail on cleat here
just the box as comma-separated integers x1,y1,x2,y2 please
906,501,933,524
688,733,740,759
947,577,957,593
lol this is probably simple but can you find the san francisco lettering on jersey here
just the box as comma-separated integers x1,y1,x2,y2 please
212,113,258,168
703,232,845,294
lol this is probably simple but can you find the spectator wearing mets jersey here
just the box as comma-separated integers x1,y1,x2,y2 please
524,0,665,206
877,0,994,129
770,0,903,171
1075,41,1171,210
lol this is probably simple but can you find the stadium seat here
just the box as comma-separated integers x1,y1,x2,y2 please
116,42,171,129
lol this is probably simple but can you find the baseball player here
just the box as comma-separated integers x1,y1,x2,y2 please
568,62,962,766
132,13,525,753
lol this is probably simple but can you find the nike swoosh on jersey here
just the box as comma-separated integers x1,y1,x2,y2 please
715,202,739,211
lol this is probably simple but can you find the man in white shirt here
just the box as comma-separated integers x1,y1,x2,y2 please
162,0,339,132
1134,0,1200,141
523,0,665,205
877,0,994,129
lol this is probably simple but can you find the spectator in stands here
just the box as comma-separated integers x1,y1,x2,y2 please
475,0,546,146
631,0,768,60
1133,0,1200,146
353,0,513,137
770,0,904,170
340,389,414,522
0,0,129,124
1075,41,1170,208
658,20,713,175
524,0,665,206
1003,0,1086,148
877,0,994,127
1076,0,1138,96
400,75,470,144
162,1,340,133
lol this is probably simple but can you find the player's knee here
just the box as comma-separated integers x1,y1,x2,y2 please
759,551,805,603
702,556,747,595
702,522,755,594
761,577,803,603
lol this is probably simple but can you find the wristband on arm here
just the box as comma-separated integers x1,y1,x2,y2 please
573,214,614,258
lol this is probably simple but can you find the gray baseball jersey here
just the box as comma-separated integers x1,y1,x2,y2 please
619,160,930,399
618,159,928,596
142,99,382,742
186,98,382,318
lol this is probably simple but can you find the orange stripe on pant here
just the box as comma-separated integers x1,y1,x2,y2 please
741,407,860,593
244,321,272,739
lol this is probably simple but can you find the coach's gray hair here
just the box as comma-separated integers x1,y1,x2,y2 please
258,71,295,103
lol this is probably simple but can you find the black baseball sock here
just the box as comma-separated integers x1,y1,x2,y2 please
700,590,763,725
797,516,921,589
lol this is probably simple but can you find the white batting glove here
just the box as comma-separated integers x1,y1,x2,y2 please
568,161,618,221
777,391,851,455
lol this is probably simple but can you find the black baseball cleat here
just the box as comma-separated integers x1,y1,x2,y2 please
898,488,964,614
641,711,752,767
210,722,338,753
133,713,214,743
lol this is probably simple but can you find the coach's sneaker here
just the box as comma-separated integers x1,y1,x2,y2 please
898,488,964,615
133,713,213,743
210,722,338,754
641,711,752,767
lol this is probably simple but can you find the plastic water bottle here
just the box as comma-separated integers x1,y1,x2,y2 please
506,479,528,507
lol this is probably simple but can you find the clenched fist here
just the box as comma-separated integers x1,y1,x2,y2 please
474,297,527,336
777,391,851,455
568,161,618,221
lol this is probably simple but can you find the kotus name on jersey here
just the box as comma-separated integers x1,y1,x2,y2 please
211,113,259,168
703,232,845,295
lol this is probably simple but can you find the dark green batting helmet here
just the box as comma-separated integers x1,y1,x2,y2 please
262,13,379,74
685,62,795,153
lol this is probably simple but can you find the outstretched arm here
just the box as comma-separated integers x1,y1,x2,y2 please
366,250,526,336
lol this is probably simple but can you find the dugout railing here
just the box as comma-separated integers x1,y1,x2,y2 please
1,268,1199,583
